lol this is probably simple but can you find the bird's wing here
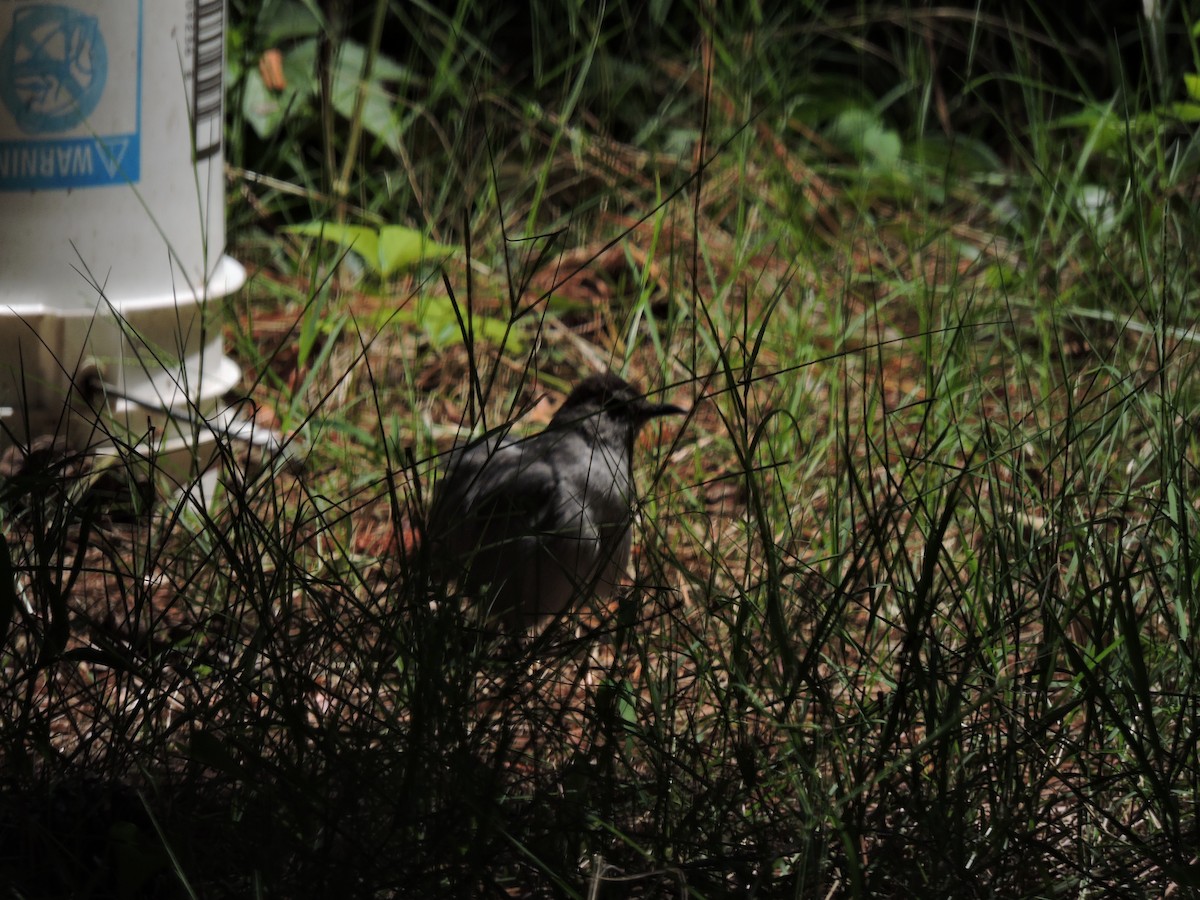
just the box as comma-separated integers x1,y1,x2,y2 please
466,451,561,537
429,433,560,550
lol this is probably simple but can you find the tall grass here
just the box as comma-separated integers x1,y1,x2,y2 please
2,1,1198,896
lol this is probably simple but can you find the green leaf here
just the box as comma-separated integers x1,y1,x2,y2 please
377,227,459,276
1051,105,1130,150
287,222,381,272
329,41,415,153
239,40,319,139
1167,101,1200,123
828,108,901,170
1185,73,1200,103
285,222,460,277
261,0,322,44
414,297,520,351
911,134,1003,177
240,68,278,139
862,127,901,169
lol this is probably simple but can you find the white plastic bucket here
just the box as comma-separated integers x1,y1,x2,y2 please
0,0,243,459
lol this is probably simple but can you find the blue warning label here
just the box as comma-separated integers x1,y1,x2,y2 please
0,133,139,188
0,2,141,190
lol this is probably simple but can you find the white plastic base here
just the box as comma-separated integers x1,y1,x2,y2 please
0,255,246,474
0,1,248,482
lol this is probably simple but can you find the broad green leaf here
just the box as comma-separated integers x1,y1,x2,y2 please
1051,105,1129,150
1168,101,1200,123
329,42,415,152
828,108,901,170
377,227,459,276
286,223,459,277
911,134,1002,177
286,222,380,273
333,40,412,86
241,68,280,140
414,297,520,351
1185,73,1200,102
262,0,322,44
861,127,901,169
240,40,319,139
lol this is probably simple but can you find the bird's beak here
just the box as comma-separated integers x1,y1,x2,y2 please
639,400,687,420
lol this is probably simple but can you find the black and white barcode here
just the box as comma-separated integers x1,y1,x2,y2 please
191,0,224,160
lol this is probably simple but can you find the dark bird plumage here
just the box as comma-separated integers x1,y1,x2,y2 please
425,372,684,629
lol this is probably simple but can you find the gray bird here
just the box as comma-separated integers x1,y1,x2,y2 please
425,372,684,630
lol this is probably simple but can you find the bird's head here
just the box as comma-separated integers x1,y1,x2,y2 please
551,372,685,436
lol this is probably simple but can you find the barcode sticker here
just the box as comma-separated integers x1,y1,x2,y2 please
191,0,224,160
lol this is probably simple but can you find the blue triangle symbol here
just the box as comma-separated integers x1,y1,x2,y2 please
96,137,129,178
